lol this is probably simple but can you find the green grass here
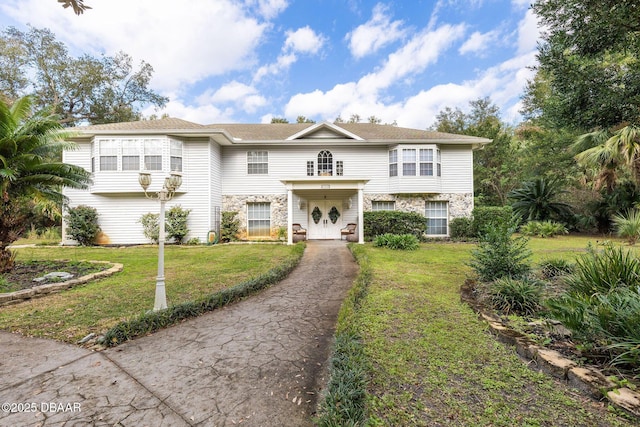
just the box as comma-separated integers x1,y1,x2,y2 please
345,237,638,426
0,244,300,342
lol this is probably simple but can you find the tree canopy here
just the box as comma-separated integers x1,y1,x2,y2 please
524,0,640,130
0,26,168,126
58,0,91,15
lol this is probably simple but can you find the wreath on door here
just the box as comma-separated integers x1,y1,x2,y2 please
328,206,341,224
312,206,322,224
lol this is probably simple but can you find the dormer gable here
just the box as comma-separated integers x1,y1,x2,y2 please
286,121,364,141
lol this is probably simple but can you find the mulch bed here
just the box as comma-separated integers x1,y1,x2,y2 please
1,260,111,292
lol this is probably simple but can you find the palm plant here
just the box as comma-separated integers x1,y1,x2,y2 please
508,178,572,222
612,209,640,245
0,96,91,272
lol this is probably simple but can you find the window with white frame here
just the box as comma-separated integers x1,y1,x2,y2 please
99,140,118,171
247,151,268,175
318,150,333,176
372,201,395,211
389,149,398,177
247,202,271,237
170,140,183,172
121,139,140,171
91,142,95,172
419,148,434,176
336,160,344,176
425,201,448,235
144,139,163,171
402,149,416,176
436,148,441,177
306,161,314,176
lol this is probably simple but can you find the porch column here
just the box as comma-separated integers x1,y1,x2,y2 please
287,189,293,245
358,188,364,244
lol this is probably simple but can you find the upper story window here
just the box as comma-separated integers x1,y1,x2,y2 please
121,139,140,171
306,161,314,176
318,150,333,176
389,149,398,177
93,138,180,172
247,151,268,175
389,145,440,177
336,160,344,176
99,140,118,171
171,140,183,172
402,149,416,176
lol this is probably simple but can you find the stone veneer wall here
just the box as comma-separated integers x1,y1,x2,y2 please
363,193,473,218
223,194,288,238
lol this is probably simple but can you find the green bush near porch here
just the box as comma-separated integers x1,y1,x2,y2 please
363,211,426,240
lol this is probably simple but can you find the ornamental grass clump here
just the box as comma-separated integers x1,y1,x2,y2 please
373,233,419,250
546,244,640,372
489,277,544,316
613,209,640,245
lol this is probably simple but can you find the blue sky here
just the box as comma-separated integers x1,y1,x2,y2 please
0,0,538,128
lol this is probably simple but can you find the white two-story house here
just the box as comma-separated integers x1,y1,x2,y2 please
62,118,490,245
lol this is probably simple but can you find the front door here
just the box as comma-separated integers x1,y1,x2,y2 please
308,200,342,239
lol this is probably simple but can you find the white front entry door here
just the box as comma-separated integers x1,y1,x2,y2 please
308,200,342,239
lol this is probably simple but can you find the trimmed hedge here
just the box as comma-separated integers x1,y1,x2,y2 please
101,243,305,347
471,205,514,236
316,244,370,426
363,211,426,240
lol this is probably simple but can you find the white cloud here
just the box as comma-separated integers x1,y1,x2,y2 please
254,26,325,81
196,81,267,114
346,3,406,59
144,100,235,124
516,9,540,54
285,23,466,124
459,30,501,56
244,0,289,19
511,0,532,8
284,26,325,54
1,0,272,94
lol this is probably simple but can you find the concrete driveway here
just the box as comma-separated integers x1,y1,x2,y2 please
0,240,358,426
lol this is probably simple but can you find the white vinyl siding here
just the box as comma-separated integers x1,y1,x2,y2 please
247,202,270,237
426,201,448,235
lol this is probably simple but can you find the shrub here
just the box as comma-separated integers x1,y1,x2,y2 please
449,217,473,239
519,220,568,238
139,213,160,243
373,233,419,250
613,209,640,245
508,177,572,222
468,221,531,282
139,206,192,244
363,211,426,240
546,244,640,371
489,277,543,316
220,211,240,242
65,205,101,246
538,258,575,279
471,205,513,236
166,205,191,243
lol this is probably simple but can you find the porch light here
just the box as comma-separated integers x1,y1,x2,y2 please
138,171,183,311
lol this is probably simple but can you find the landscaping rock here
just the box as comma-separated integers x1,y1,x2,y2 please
32,271,74,282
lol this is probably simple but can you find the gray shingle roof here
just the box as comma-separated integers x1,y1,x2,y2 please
74,119,489,144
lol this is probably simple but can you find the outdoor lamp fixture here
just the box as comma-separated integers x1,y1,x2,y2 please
138,171,183,311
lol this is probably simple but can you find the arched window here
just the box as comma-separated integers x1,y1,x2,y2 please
317,150,333,176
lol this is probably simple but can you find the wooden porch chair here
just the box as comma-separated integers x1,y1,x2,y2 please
341,223,357,240
292,223,307,241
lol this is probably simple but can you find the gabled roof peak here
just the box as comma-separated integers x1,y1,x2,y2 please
286,121,364,141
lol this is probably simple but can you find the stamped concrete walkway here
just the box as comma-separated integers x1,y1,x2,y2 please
0,241,358,426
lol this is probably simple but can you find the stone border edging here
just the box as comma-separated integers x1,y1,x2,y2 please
0,261,123,307
460,279,640,419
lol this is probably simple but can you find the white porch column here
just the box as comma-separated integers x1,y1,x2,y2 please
287,188,293,245
358,187,364,244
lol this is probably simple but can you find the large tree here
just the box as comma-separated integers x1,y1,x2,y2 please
0,96,91,272
525,0,640,131
0,26,168,126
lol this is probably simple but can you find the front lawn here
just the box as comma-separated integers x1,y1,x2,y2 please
0,244,300,342
341,236,637,426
